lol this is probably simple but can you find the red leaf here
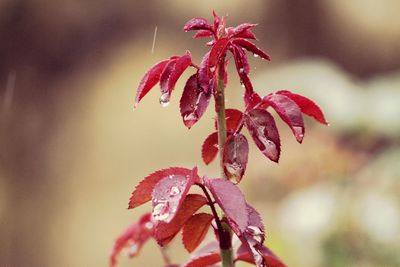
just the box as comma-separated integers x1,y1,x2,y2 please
182,241,221,267
198,51,212,93
228,23,257,38
193,30,213,38
184,18,213,32
225,108,244,133
233,45,250,75
182,213,214,252
234,204,266,267
128,167,193,209
216,15,227,39
240,74,254,95
236,244,286,267
205,178,248,233
159,59,178,104
235,202,269,267
160,51,192,104
236,29,257,40
230,45,249,76
208,37,230,69
246,204,265,241
233,38,271,61
151,167,198,223
214,108,244,133
213,11,221,32
110,213,154,267
230,45,253,95
244,109,281,162
239,204,265,267
277,90,328,125
154,194,208,246
222,133,249,183
134,59,171,107
263,93,305,143
227,27,257,40
201,132,219,165
244,91,262,111
180,73,211,129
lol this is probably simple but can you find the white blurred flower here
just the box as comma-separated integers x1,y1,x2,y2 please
354,192,400,244
279,183,338,240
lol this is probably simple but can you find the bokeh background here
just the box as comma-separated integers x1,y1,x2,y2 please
1,0,400,266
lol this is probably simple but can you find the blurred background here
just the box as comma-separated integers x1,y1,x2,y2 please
1,0,400,266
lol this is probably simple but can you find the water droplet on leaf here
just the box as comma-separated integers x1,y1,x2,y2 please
247,226,264,243
225,162,243,177
127,243,139,256
247,225,263,236
159,93,170,107
152,202,170,222
144,222,153,229
184,112,197,122
183,112,197,128
169,186,180,197
293,126,304,142
253,53,259,58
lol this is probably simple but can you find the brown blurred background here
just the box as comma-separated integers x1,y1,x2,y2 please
1,0,400,266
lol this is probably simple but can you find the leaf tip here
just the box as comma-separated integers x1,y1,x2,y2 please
183,119,196,129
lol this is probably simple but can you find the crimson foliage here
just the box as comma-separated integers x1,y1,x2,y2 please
111,11,327,267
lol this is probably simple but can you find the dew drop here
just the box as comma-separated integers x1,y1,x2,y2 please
144,222,153,230
262,140,277,155
211,219,218,229
247,225,263,236
127,243,139,257
152,202,170,222
183,112,197,127
292,126,304,142
239,68,244,74
252,250,265,266
184,112,197,122
169,186,181,197
225,162,243,177
210,66,216,73
253,53,259,58
159,93,170,107
257,126,278,159
247,225,264,243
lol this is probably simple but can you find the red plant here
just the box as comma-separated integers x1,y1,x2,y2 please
111,11,327,267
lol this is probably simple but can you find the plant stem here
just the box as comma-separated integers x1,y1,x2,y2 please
214,59,234,267
160,247,171,266
215,61,228,180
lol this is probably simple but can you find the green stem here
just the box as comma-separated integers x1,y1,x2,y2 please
160,247,171,265
215,61,228,179
214,59,234,267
